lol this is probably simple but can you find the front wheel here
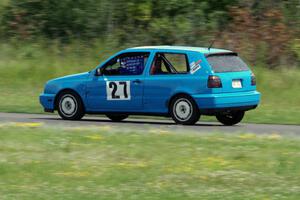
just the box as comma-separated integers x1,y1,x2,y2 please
57,91,85,120
170,95,200,125
216,111,245,126
106,114,129,122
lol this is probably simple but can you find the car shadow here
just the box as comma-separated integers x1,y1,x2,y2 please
32,117,225,127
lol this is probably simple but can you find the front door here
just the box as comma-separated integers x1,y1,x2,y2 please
86,52,150,112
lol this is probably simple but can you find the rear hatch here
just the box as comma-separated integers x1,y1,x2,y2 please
206,53,255,93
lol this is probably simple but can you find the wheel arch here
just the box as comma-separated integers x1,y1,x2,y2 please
54,88,85,111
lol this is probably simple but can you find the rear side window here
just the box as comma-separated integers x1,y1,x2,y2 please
206,54,249,73
150,53,189,75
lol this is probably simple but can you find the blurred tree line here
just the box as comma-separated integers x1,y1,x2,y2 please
0,0,299,68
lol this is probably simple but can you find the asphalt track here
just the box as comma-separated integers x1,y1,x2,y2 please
0,112,299,135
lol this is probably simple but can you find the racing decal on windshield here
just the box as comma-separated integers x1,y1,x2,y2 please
190,59,202,74
106,81,131,100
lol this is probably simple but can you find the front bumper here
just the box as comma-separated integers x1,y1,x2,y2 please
39,93,56,112
192,91,260,112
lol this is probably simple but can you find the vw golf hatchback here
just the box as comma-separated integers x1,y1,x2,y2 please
40,46,260,125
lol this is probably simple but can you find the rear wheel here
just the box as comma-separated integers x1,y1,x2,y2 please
216,111,245,126
106,114,128,122
170,95,200,125
57,91,85,120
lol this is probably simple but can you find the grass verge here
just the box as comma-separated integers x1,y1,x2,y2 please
0,123,300,199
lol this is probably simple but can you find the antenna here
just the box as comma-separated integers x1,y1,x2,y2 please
208,31,221,51
208,39,215,51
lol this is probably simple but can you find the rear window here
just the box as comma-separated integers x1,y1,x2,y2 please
206,54,249,73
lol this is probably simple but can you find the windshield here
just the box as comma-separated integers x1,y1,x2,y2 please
206,54,249,73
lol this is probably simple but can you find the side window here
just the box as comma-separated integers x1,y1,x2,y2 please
102,52,150,76
150,53,189,75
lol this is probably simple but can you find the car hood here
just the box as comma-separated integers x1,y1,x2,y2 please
48,72,90,83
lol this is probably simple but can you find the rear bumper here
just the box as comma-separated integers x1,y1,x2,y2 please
192,91,260,112
39,93,55,112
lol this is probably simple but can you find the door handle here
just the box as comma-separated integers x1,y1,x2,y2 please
133,79,142,84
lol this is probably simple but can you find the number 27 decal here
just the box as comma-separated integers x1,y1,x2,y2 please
106,81,131,100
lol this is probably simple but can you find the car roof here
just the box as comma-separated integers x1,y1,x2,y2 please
127,46,232,54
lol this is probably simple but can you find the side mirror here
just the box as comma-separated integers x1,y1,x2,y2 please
95,68,102,76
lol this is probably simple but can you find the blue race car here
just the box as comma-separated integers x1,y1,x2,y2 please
40,46,260,125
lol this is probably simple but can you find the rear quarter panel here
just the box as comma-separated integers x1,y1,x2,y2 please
143,51,211,113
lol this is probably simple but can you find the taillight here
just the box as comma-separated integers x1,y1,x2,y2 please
208,75,222,88
251,73,256,86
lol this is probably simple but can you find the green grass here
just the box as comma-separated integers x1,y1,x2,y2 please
0,124,300,199
0,40,300,124
243,67,300,124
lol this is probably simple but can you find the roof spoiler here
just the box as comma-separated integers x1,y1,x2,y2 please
205,52,238,57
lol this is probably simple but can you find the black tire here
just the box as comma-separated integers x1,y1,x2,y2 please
216,111,245,126
106,114,128,122
57,91,85,120
170,95,200,125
